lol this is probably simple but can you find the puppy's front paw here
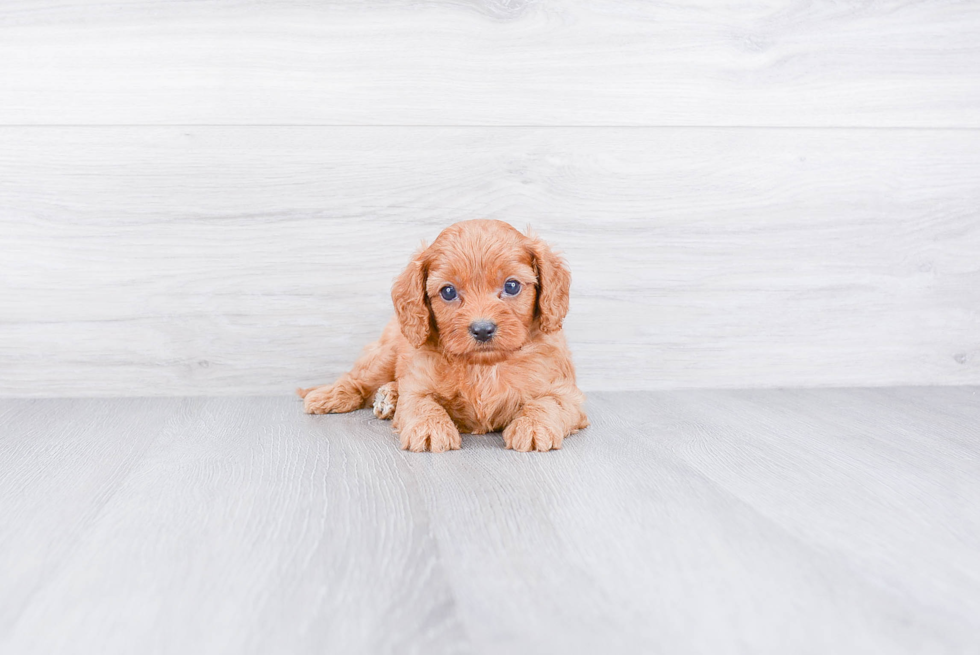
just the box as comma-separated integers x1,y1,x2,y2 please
503,416,564,452
372,382,398,420
303,383,363,414
398,417,461,453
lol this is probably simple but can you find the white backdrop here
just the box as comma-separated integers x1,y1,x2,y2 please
1,1,978,396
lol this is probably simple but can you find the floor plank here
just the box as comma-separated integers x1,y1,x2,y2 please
1,389,978,654
0,399,177,633
1,398,467,654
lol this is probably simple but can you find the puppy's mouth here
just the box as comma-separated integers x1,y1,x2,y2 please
442,324,523,360
463,349,510,365
456,338,515,362
473,336,520,352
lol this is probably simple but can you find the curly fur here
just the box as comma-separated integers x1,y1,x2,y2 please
298,219,589,452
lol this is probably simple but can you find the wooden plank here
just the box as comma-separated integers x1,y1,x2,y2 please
0,399,180,633
1,126,978,395
2,390,979,652
1,1,979,126
657,387,980,632
406,388,980,653
0,397,468,654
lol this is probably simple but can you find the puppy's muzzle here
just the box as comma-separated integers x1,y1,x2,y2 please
469,320,497,343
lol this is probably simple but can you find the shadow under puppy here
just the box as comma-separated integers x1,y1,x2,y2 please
298,219,588,452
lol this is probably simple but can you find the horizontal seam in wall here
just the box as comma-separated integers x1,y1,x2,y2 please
0,124,979,131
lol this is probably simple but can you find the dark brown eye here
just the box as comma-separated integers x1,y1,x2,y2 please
503,279,521,296
440,285,457,301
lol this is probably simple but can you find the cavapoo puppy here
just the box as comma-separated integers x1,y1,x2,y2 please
298,219,588,452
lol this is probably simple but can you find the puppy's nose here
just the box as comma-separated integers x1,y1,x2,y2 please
469,320,497,343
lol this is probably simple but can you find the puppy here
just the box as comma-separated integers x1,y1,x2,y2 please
297,219,588,452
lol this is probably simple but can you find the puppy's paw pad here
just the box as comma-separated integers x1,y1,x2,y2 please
399,420,461,453
303,384,362,414
372,382,398,420
503,417,563,452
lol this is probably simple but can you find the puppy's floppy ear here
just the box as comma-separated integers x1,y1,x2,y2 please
526,234,571,333
392,245,433,348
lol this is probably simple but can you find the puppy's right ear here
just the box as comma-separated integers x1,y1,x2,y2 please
391,246,432,348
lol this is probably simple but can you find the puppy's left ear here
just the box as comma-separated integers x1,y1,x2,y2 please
527,235,571,333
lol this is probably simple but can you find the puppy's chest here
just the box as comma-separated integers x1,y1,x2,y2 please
445,364,522,433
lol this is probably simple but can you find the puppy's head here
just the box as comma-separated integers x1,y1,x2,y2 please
391,220,570,361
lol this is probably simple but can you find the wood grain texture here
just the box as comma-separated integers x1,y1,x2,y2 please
0,397,468,654
407,388,980,653
1,389,978,653
0,399,171,633
1,1,979,126
1,127,978,395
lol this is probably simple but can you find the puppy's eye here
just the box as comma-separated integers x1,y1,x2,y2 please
439,285,458,301
503,279,522,296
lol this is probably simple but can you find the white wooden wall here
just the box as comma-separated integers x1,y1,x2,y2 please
1,1,978,396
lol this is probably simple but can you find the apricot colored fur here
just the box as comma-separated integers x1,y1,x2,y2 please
298,220,588,452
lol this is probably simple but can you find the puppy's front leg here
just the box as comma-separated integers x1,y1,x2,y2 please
393,394,461,453
503,394,588,452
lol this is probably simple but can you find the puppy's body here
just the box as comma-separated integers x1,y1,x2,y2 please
299,220,588,452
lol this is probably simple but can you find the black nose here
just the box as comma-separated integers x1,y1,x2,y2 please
469,320,497,343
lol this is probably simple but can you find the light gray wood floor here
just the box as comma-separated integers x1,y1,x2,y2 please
1,388,978,654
